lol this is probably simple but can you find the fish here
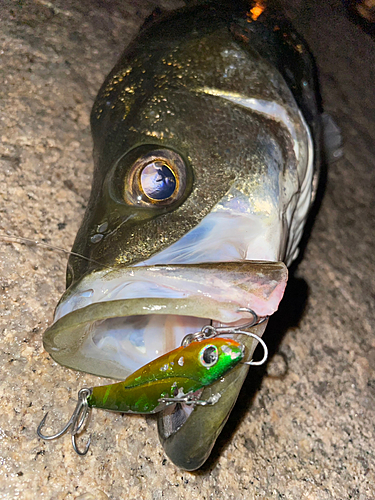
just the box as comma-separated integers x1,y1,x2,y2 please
41,0,323,470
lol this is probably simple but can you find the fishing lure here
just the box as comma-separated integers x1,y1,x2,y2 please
37,326,268,455
89,337,244,413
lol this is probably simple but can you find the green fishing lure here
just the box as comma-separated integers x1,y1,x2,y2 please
88,337,244,413
38,336,245,454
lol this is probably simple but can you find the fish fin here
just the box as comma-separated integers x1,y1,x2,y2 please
321,113,344,163
158,389,203,438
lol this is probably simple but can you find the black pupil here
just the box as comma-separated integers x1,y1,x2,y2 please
203,346,217,365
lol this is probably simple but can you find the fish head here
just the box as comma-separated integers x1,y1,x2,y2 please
43,4,318,469
44,22,300,378
64,17,312,282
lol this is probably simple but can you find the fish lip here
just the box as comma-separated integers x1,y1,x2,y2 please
44,261,287,379
55,261,288,321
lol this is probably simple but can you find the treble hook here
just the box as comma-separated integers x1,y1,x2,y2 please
182,307,268,347
37,388,92,456
181,307,269,365
235,330,268,366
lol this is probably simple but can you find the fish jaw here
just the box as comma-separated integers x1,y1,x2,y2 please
158,320,269,471
43,262,287,380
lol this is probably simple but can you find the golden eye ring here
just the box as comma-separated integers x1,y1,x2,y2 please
124,149,187,207
138,161,178,202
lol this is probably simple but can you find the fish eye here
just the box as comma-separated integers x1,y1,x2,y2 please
199,345,219,368
140,161,176,201
124,149,187,207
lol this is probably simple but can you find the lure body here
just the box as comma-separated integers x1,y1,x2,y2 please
88,337,244,413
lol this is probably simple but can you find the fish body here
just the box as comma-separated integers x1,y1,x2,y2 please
88,337,244,413
43,0,321,469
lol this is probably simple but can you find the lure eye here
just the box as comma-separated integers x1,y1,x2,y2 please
199,345,219,368
123,149,187,207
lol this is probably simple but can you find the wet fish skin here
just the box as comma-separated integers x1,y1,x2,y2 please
66,0,320,285
44,0,322,470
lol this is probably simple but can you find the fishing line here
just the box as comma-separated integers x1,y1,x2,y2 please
0,234,110,269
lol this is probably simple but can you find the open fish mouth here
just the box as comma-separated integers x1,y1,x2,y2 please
44,262,287,380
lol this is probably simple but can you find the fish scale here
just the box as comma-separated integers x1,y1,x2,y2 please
41,0,323,469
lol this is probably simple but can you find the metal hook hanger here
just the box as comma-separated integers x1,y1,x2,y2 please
181,307,269,366
158,392,221,406
37,388,92,456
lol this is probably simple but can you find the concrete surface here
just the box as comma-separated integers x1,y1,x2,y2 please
0,0,374,498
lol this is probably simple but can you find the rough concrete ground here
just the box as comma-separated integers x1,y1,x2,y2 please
0,0,374,499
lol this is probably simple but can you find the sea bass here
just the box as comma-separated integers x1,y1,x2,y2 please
42,0,321,469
